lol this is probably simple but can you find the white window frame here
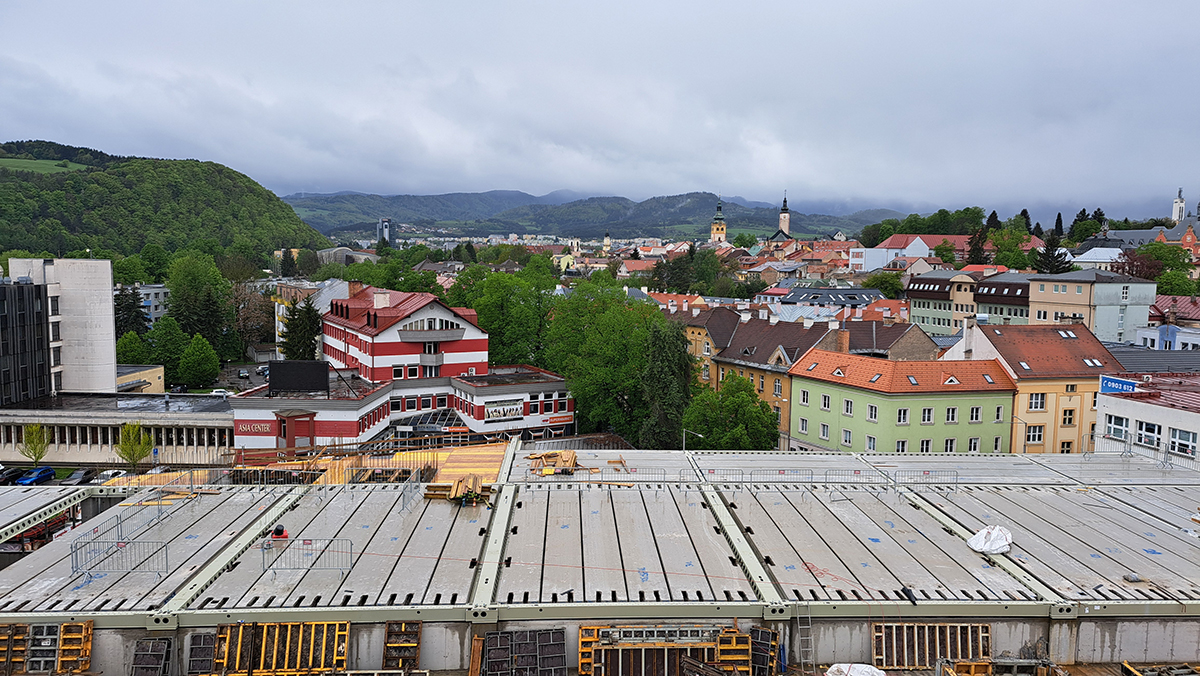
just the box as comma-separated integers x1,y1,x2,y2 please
920,439,932,453
895,440,907,452
842,429,852,446
799,418,808,434
843,399,853,416
867,404,878,422
944,438,957,453
1026,425,1044,444
1106,414,1128,439
1136,420,1162,448
821,394,831,411
921,407,933,424
773,378,782,396
1169,428,1197,457
993,436,1002,452
1029,393,1046,411
866,435,876,452
897,408,909,425
801,389,809,405
946,407,958,423
968,437,979,453
969,406,981,423
819,423,829,440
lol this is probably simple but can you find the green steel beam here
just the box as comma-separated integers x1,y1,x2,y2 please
703,486,789,618
466,483,518,620
0,488,91,544
148,484,314,629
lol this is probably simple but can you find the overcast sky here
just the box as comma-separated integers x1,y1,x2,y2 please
2,1,1198,223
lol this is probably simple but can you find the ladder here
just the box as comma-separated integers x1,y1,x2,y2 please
794,603,816,676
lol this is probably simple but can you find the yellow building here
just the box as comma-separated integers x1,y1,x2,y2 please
669,307,741,385
1026,270,1156,343
940,321,1118,453
709,201,727,243
116,364,165,393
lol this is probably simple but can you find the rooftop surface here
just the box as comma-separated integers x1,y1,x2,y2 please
0,445,1197,627
453,366,564,387
0,392,232,414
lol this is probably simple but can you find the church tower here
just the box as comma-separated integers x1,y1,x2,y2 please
710,200,727,243
778,194,790,236
1173,188,1187,222
603,232,611,255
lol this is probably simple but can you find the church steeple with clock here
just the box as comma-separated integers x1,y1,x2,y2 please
709,199,727,243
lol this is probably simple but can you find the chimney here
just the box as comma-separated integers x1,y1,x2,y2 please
803,317,815,328
836,328,850,354
963,320,974,355
683,300,689,312
828,320,839,331
692,307,700,317
882,316,897,326
374,290,390,309
740,311,751,323
348,280,364,297
769,315,779,325
759,309,767,320
669,306,676,314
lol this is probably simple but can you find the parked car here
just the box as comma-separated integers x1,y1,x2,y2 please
237,369,250,379
256,364,270,376
96,469,127,482
60,468,99,485
16,467,56,486
210,389,232,397
146,465,172,475
169,385,187,393
0,467,27,485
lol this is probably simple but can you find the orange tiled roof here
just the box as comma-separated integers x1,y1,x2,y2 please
975,324,1116,379
789,349,1015,393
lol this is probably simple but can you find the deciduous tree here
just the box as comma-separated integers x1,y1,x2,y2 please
114,422,153,473
166,253,231,349
19,424,49,465
145,317,190,383
863,272,903,299
681,375,778,451
1137,242,1192,273
178,334,220,388
1156,270,1195,296
1112,251,1163,281
296,249,319,277
116,331,152,364
933,239,956,264
231,283,275,348
732,232,757,248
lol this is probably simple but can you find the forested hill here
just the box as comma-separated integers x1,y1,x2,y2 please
284,188,901,239
0,141,327,257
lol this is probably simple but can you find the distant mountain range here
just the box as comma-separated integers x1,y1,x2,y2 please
282,190,905,239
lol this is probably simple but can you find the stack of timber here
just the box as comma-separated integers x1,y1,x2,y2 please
424,474,492,504
524,450,599,476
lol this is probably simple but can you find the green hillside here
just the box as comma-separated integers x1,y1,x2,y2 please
283,190,552,232
0,158,90,174
0,141,327,256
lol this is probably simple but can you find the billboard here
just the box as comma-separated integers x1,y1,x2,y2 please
484,399,524,422
1099,375,1137,394
268,360,330,394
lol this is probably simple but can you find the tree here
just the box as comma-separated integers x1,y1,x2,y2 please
140,243,170,282
1069,220,1101,242
114,422,153,473
933,238,956,264
116,331,152,364
732,232,757,248
966,228,989,265
681,375,778,451
280,248,297,277
1032,231,1073,274
637,322,694,449
1032,222,1044,238
1091,208,1107,225
280,295,322,360
166,253,232,349
112,256,151,285
475,273,552,366
863,272,903,299
19,424,49,465
1137,241,1193,273
1072,209,1089,226
1156,270,1195,296
231,283,275,350
1019,209,1033,233
988,229,1031,270
178,334,221,388
145,316,190,383
1112,251,1163,281
1054,212,1064,236
296,249,319,277
985,210,1002,231
114,285,150,336
311,262,346,282
446,264,491,308
630,247,640,260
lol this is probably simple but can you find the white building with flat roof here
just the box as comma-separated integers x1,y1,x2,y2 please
8,258,116,394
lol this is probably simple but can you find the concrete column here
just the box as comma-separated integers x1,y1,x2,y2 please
1048,619,1078,665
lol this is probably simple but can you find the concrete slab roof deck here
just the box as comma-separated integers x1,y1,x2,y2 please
0,392,232,414
0,486,88,541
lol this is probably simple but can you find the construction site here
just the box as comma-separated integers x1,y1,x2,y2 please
0,438,1197,676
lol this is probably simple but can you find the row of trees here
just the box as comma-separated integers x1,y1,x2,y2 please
16,422,153,471
116,318,221,387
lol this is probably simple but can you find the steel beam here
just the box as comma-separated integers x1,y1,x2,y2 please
702,486,789,619
148,484,314,629
466,483,517,622
0,488,89,544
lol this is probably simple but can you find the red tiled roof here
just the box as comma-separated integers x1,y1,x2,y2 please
975,323,1116,379
789,349,1016,393
621,260,657,272
324,285,477,336
876,234,1044,252
648,292,708,308
1150,294,1200,322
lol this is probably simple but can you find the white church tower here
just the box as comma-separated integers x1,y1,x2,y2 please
778,194,790,236
1173,188,1186,222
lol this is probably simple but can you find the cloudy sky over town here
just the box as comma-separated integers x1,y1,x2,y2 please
2,1,1196,221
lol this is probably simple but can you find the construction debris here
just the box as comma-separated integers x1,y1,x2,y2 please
525,450,599,475
424,474,492,505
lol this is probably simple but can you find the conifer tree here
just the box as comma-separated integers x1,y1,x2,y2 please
966,227,989,265
1033,231,1073,274
1054,212,1064,236
985,210,1002,231
280,295,322,360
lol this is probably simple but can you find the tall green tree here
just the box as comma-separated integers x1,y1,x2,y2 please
988,229,1031,270
863,272,903,299
280,248,298,277
116,331,152,364
139,244,170,282
1054,212,1064,236
966,227,989,265
178,334,221,388
985,210,1002,231
296,249,319,277
166,253,232,348
112,256,152,285
637,321,694,449
1032,231,1073,274
145,316,190,383
732,232,757,248
681,375,778,451
114,285,150,336
280,295,322,360
446,264,490,308
1137,241,1193,273
475,273,552,366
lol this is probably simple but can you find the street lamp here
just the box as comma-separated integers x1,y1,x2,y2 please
683,428,703,453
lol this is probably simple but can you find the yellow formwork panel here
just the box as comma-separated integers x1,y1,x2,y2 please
55,621,92,674
212,622,349,675
0,623,29,675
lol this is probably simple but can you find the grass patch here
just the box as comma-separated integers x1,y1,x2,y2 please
53,468,77,480
0,158,89,174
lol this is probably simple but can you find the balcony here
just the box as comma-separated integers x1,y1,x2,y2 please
419,353,444,367
396,329,465,342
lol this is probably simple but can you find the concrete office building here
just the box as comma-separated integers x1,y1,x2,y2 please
8,258,116,394
0,277,52,406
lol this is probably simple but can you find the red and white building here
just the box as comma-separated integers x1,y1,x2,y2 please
230,285,575,452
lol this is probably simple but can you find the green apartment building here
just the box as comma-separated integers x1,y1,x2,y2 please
787,349,1017,453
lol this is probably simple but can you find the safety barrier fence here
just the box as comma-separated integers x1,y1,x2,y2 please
263,538,353,574
1087,433,1199,471
821,468,890,486
748,469,815,483
70,539,169,577
893,469,960,492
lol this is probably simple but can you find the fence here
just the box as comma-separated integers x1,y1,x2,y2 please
748,469,815,483
696,468,745,484
1086,433,1199,471
893,470,960,492
822,469,890,486
263,538,353,574
70,539,169,577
